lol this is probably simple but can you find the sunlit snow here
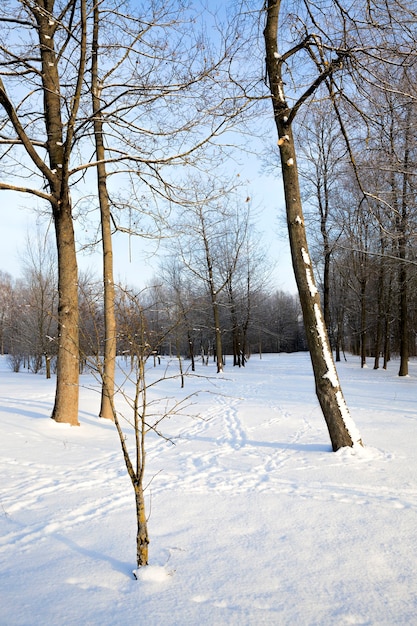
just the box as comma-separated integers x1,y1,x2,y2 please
1,353,417,625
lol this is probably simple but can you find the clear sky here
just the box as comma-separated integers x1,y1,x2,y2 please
1,171,297,294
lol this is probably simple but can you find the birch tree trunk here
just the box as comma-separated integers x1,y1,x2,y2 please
263,0,362,451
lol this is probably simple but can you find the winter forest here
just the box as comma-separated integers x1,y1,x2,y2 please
1,1,417,620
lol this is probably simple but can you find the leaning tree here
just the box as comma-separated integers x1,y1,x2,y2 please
263,0,362,450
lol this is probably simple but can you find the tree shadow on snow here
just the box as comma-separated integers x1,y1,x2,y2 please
53,532,133,578
177,433,332,453
248,439,332,453
0,399,53,420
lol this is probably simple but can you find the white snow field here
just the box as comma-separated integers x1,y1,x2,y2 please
1,352,417,625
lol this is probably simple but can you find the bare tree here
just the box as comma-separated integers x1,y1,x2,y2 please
83,0,255,415
0,0,88,424
160,261,199,372
297,103,347,333
221,208,269,366
92,287,197,570
171,183,248,373
263,0,362,450
0,271,15,356
91,0,116,419
19,230,58,377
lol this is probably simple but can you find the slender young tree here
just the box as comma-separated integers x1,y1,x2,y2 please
91,0,116,419
96,287,198,570
263,0,362,450
20,230,58,377
0,271,14,356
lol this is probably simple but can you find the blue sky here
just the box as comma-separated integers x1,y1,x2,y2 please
1,170,297,294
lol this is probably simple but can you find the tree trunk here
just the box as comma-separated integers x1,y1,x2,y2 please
187,331,195,371
51,196,80,426
382,273,392,370
135,483,149,567
92,2,116,418
373,237,385,370
46,355,51,380
263,0,362,451
360,277,367,368
320,198,332,332
202,240,223,372
37,1,82,426
279,135,358,449
398,109,410,377
398,256,409,376
228,280,241,367
212,298,223,373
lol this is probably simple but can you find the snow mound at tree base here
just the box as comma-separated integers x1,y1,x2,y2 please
133,565,174,583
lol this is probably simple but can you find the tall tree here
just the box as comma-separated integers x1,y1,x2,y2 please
83,0,252,409
0,0,88,425
263,0,362,450
297,104,346,333
91,0,116,419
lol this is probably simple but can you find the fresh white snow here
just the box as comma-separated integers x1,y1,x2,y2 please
1,352,417,625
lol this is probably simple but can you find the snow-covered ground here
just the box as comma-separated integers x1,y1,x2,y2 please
1,352,416,625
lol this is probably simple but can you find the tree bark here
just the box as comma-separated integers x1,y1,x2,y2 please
92,1,117,418
318,176,332,331
135,483,149,567
35,0,85,426
397,104,411,377
201,216,223,373
212,293,223,374
50,196,80,425
359,276,367,368
263,0,362,451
